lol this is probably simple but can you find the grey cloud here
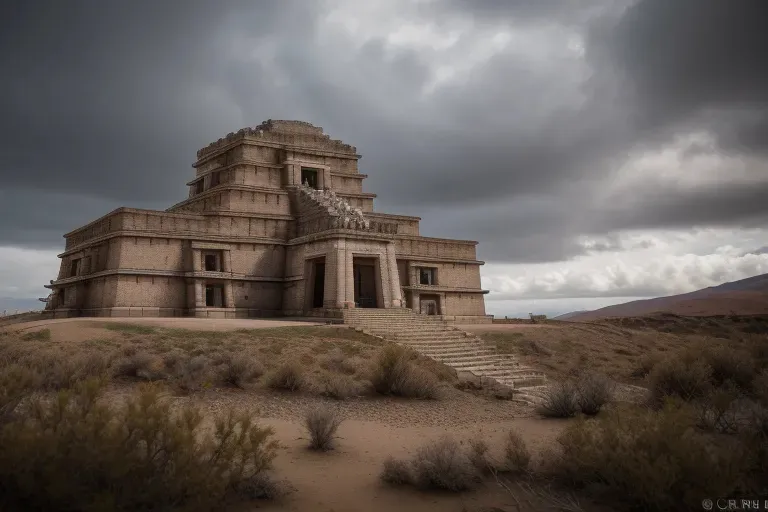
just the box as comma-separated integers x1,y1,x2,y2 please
1,0,767,266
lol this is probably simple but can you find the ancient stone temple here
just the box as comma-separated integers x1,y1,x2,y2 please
44,120,490,322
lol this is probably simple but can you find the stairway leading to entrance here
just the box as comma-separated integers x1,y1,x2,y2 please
342,308,547,404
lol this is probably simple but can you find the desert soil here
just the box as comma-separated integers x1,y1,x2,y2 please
5,317,584,512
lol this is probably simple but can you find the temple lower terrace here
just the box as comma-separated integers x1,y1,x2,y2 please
45,120,490,323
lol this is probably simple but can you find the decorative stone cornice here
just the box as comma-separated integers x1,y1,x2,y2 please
196,120,358,160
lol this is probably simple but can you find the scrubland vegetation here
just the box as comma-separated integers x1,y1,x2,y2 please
2,317,766,511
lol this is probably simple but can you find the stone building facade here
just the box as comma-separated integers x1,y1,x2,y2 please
44,120,490,322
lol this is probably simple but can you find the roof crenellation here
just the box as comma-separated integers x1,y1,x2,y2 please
196,119,357,159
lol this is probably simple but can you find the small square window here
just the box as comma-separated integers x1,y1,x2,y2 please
419,268,436,285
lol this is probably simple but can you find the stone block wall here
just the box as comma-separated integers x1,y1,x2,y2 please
114,275,187,308
443,293,487,317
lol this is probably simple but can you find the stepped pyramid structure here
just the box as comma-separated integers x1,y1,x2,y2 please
44,120,491,321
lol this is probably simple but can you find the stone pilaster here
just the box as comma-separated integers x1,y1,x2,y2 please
224,281,235,308
335,239,346,308
192,250,202,272
194,281,204,308
221,250,232,273
344,246,355,307
386,243,402,307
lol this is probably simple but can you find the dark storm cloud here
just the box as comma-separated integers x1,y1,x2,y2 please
605,0,768,155
1,0,767,262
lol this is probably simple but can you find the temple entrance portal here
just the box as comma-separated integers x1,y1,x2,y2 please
312,259,325,308
353,257,379,308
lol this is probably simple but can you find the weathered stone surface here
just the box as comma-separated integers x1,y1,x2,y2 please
46,120,489,321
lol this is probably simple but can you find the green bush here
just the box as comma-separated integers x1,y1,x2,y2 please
0,380,279,511
370,345,440,399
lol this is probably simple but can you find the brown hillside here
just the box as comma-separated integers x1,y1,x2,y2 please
568,273,768,321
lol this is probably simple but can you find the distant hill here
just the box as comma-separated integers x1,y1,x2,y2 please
567,273,768,322
552,310,590,320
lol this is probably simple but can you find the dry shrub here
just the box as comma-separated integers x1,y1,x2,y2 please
20,351,110,390
0,364,41,423
696,385,743,434
113,351,163,380
370,345,440,399
410,437,482,491
0,379,280,511
218,355,264,388
170,355,211,393
467,437,491,473
19,329,51,342
547,401,750,510
316,372,359,399
574,372,614,416
502,430,531,474
703,346,755,391
380,456,412,485
304,405,343,451
537,381,579,418
630,352,662,378
649,353,713,405
266,360,305,391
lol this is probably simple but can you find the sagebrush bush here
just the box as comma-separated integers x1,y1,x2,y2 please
370,345,440,399
574,372,614,416
304,405,343,451
266,360,305,391
467,437,491,473
537,381,579,418
410,437,481,491
631,352,662,378
218,355,263,388
503,429,531,474
113,351,160,380
649,353,713,405
317,372,359,399
703,346,755,391
170,355,211,393
0,379,280,511
380,456,412,485
548,401,749,510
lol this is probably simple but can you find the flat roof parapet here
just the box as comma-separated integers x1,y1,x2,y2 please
196,120,357,159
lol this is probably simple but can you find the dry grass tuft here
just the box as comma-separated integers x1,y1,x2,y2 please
410,437,482,491
304,405,344,451
266,360,305,392
380,456,412,485
537,381,579,418
370,345,440,399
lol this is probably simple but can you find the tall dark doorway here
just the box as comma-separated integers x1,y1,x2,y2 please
301,168,319,189
353,258,377,308
312,262,325,308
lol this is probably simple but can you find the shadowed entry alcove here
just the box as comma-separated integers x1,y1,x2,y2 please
353,257,380,308
305,257,326,309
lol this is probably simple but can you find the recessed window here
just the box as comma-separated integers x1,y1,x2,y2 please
204,252,221,272
69,259,81,277
419,267,436,285
301,167,319,189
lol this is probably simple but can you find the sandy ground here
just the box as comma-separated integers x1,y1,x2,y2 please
5,317,587,511
4,316,326,334
458,323,559,332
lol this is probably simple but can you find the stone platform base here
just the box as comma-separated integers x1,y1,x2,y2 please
439,315,494,324
56,307,282,319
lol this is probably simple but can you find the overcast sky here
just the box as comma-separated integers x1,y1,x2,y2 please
1,0,767,316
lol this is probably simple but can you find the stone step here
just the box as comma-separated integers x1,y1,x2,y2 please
390,333,469,341
400,340,490,351
414,347,497,358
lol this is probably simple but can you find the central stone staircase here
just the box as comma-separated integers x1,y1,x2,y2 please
342,308,547,404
